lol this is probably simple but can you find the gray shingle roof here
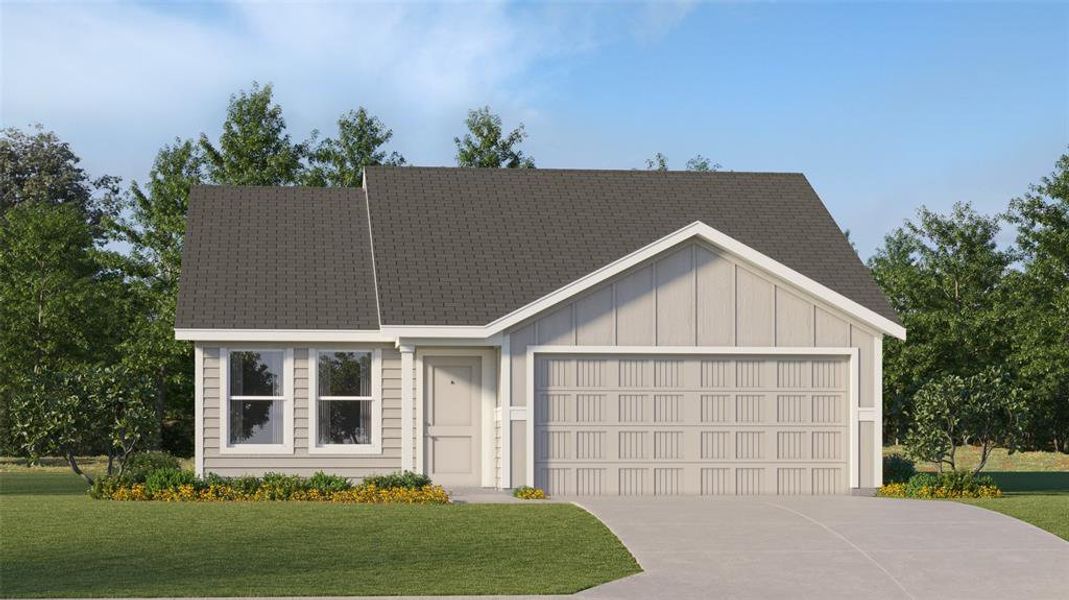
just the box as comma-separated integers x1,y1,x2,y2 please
176,168,899,330
364,167,899,327
175,186,379,329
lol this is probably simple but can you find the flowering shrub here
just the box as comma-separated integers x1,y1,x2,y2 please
877,470,1002,499
91,470,450,504
512,486,547,500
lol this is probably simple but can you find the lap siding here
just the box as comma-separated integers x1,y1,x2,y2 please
202,346,403,478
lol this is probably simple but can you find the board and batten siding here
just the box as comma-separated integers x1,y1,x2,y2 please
201,345,403,478
505,241,883,488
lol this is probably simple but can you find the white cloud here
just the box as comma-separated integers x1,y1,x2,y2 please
1,1,688,182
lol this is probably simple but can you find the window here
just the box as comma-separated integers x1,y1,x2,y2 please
309,349,381,454
221,348,293,453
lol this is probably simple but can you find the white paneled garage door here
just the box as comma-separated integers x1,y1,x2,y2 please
533,354,852,496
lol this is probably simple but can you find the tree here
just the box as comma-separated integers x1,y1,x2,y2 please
1006,151,1069,451
644,153,721,171
199,82,306,185
684,154,721,172
454,106,534,168
10,364,156,484
0,124,120,235
116,139,204,455
904,368,1025,473
305,108,405,187
869,203,1014,442
0,202,129,456
645,152,668,171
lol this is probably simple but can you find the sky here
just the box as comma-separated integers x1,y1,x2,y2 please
2,0,1067,257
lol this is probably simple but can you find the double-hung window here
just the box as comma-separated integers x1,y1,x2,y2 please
309,349,382,454
221,348,294,453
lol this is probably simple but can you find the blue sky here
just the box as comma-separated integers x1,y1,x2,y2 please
3,1,1066,257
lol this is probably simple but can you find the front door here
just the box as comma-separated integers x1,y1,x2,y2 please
424,356,482,487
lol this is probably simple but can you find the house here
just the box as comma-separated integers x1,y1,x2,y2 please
175,167,905,496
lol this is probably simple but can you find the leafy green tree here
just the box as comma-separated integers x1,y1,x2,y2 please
644,153,721,171
0,202,129,455
454,106,534,168
305,108,405,187
869,203,1014,442
116,139,204,454
199,82,306,185
904,368,1025,473
10,364,156,484
0,124,120,235
1006,152,1069,451
645,152,668,171
684,154,721,172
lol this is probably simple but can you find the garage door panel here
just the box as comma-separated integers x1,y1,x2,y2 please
534,355,851,496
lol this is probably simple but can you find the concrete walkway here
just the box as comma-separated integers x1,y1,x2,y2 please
572,496,1069,600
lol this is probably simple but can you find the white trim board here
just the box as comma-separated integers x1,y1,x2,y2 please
524,345,863,491
400,346,415,471
177,329,393,342
194,344,204,476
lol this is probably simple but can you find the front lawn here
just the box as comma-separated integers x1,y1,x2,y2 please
0,472,640,598
884,445,1069,541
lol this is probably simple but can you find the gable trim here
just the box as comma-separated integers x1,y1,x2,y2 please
175,329,394,342
383,221,906,340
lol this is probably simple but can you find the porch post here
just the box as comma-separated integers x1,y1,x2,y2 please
399,344,415,472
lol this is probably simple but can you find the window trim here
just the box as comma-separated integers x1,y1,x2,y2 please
308,348,383,455
219,347,295,455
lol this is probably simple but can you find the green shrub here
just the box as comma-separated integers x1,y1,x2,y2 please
144,468,198,494
883,453,916,484
936,470,996,495
89,475,123,499
905,472,938,495
880,470,1002,499
226,475,263,496
363,471,432,490
259,472,307,500
122,451,181,483
307,471,352,493
512,486,547,500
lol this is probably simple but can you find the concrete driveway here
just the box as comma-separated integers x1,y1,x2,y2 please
573,496,1069,600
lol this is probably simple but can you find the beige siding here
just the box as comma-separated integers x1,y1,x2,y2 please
736,267,774,346
615,266,655,345
695,246,735,345
852,325,876,409
202,344,403,478
506,240,885,490
576,286,614,345
655,246,695,345
775,288,814,347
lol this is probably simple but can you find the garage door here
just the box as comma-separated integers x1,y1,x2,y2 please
533,354,851,496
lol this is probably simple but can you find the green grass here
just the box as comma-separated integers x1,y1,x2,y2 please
0,472,640,598
959,495,1069,541
884,446,1069,541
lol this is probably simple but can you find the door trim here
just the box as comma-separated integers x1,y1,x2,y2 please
525,345,861,490
416,348,497,487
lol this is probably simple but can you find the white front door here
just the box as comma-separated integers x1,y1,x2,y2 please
424,356,482,486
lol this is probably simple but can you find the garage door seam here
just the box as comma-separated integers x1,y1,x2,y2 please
765,501,915,600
